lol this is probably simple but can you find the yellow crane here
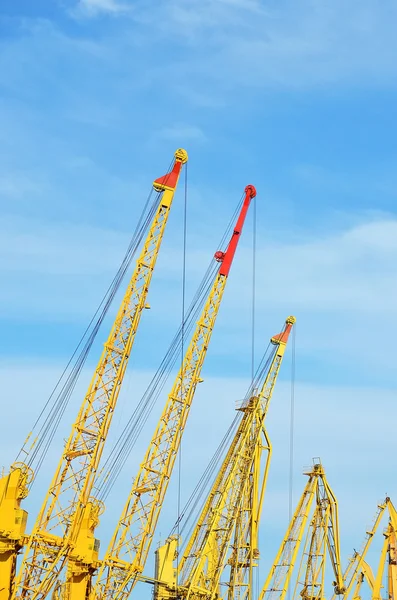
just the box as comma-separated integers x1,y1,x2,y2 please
89,185,257,600
372,522,394,600
333,497,397,600
291,476,344,600
387,526,397,600
7,149,188,600
349,557,375,600
222,320,295,600
153,316,295,600
0,464,32,600
258,462,344,600
332,498,389,600
351,520,396,600
380,502,397,600
361,509,397,600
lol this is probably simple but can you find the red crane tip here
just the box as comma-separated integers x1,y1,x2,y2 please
245,185,256,198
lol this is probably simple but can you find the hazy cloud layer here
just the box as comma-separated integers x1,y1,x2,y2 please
1,362,394,583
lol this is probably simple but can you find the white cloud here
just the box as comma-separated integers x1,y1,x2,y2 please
3,211,397,311
1,209,397,322
130,0,397,90
72,0,131,18
2,0,396,139
2,209,397,387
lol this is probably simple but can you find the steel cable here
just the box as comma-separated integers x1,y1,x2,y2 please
96,194,246,501
15,163,176,485
167,339,280,552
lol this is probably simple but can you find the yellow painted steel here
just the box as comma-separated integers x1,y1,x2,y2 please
154,317,294,600
293,503,330,600
334,498,389,600
259,463,344,600
0,465,32,600
359,559,375,592
372,522,392,600
317,470,345,595
364,512,397,600
224,320,296,600
90,186,255,600
225,427,271,600
9,149,187,600
387,527,397,600
350,558,375,600
388,501,397,539
92,273,228,600
62,498,104,600
258,470,318,600
154,536,179,600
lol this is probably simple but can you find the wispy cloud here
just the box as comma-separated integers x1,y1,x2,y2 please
3,211,396,311
130,0,397,90
72,0,132,18
2,211,397,380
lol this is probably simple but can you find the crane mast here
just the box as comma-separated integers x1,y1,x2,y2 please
91,185,257,600
225,427,271,600
259,463,344,600
10,149,188,600
294,504,329,600
292,472,344,600
154,317,294,600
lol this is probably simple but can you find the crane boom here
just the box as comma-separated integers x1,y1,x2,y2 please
91,185,257,600
11,149,188,600
177,319,294,600
349,558,375,600
225,321,295,600
153,318,294,600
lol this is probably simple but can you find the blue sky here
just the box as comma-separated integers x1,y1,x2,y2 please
1,0,397,594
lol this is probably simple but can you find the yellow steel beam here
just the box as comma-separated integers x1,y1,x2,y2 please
10,149,187,600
